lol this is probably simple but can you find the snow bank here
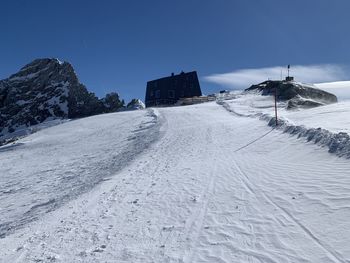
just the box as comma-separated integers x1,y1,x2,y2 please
262,114,350,158
219,95,350,158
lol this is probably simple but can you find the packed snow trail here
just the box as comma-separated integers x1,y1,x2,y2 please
1,102,350,262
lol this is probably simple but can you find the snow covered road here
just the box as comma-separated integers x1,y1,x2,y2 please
1,102,350,262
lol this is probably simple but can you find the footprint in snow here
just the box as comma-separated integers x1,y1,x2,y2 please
93,245,106,253
162,226,174,231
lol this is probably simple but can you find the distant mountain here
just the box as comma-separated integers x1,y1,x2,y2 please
0,58,143,144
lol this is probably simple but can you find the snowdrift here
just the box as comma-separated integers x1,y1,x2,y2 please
218,93,350,158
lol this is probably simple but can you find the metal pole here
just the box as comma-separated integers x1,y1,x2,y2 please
274,87,278,126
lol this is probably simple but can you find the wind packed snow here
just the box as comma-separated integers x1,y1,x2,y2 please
315,81,350,100
0,109,160,238
219,91,350,157
1,101,350,262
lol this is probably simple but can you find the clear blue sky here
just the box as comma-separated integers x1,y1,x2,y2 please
1,0,350,102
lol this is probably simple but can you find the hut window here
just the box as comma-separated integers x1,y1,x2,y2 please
168,90,175,98
155,90,161,99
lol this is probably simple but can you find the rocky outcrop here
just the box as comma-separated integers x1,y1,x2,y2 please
0,58,124,142
245,80,338,109
127,99,145,110
101,92,125,113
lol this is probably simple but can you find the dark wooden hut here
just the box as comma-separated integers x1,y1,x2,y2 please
145,71,202,107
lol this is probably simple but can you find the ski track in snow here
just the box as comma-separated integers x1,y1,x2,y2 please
1,102,350,262
0,109,161,239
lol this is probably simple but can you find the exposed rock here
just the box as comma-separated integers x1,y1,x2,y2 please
101,92,125,112
286,96,324,109
0,58,124,143
127,99,145,110
245,80,338,109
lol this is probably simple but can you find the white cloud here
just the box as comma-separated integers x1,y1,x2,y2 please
204,64,348,90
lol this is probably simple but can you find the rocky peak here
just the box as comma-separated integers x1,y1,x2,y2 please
11,58,69,76
0,58,72,133
0,58,117,144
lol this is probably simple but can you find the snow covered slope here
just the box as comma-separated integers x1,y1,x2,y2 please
220,92,350,157
0,109,160,238
1,102,350,262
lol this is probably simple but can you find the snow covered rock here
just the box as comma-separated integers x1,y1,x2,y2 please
127,99,145,110
246,80,338,109
0,58,105,142
286,96,324,109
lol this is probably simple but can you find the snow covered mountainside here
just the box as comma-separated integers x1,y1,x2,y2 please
1,100,350,262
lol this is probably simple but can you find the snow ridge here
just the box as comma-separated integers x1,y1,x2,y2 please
219,100,350,158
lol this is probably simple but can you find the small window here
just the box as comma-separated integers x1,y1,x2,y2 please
155,90,161,99
168,90,175,98
150,90,154,97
